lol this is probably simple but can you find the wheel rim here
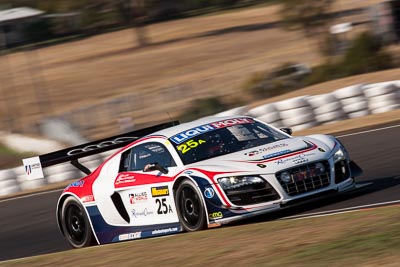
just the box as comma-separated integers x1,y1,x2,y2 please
65,204,86,245
179,186,201,228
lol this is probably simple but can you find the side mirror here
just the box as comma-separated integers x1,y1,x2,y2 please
280,128,292,136
143,162,168,174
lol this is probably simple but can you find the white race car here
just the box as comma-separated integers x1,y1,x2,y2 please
23,116,362,248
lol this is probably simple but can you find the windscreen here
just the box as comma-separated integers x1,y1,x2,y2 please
169,118,289,165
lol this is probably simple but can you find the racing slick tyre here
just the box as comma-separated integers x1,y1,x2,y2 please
61,196,95,248
175,179,207,232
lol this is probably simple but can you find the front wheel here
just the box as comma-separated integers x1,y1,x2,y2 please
60,196,95,248
175,180,207,232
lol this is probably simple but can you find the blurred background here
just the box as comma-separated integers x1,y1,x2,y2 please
0,0,399,169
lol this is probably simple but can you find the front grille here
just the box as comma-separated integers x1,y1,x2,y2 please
223,180,280,206
334,160,350,184
276,161,331,196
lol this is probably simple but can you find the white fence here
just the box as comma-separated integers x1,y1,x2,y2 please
0,81,399,197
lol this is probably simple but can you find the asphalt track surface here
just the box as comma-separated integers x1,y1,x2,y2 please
1,124,399,261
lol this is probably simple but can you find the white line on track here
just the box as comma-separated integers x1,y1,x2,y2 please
281,199,400,220
337,124,400,138
0,188,63,203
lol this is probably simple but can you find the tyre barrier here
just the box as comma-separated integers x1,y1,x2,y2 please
0,169,20,196
214,106,249,117
248,103,277,117
365,83,400,114
334,84,369,121
0,81,399,197
249,103,283,128
332,84,364,99
275,96,316,130
307,94,344,125
315,109,347,124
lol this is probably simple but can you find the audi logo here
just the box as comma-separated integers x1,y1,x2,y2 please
67,137,137,156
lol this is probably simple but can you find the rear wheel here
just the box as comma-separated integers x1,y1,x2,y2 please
61,196,95,248
175,180,207,232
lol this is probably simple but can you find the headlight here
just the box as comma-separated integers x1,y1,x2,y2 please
280,171,291,183
332,148,346,163
315,162,326,174
218,176,264,190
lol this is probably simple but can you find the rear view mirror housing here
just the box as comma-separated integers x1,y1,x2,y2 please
280,128,293,135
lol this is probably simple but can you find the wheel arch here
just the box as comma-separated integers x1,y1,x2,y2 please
56,193,74,237
173,176,191,191
56,192,99,245
172,175,211,229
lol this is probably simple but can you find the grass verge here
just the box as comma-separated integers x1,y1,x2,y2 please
1,205,399,266
0,143,33,169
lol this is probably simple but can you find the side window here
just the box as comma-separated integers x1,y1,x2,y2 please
120,142,176,172
119,150,131,172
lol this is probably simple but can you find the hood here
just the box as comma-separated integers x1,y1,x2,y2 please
187,137,330,179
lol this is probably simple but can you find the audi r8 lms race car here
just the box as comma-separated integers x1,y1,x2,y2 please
23,116,363,248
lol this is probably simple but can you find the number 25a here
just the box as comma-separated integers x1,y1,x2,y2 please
177,139,205,154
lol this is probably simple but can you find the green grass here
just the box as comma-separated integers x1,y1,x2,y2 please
0,143,32,169
2,206,399,267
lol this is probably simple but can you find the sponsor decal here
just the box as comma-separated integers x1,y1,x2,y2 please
177,139,206,154
262,149,292,160
66,180,85,189
155,198,173,214
25,165,31,175
119,231,142,241
81,195,95,203
257,164,267,168
67,137,136,156
185,170,193,175
151,186,169,197
245,143,289,157
151,227,179,235
26,163,41,172
129,192,148,204
209,211,223,220
204,187,215,199
115,173,136,185
318,147,326,152
171,118,254,144
276,153,315,165
131,208,154,218
22,156,44,180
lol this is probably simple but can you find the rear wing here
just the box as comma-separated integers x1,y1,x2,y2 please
22,121,179,179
